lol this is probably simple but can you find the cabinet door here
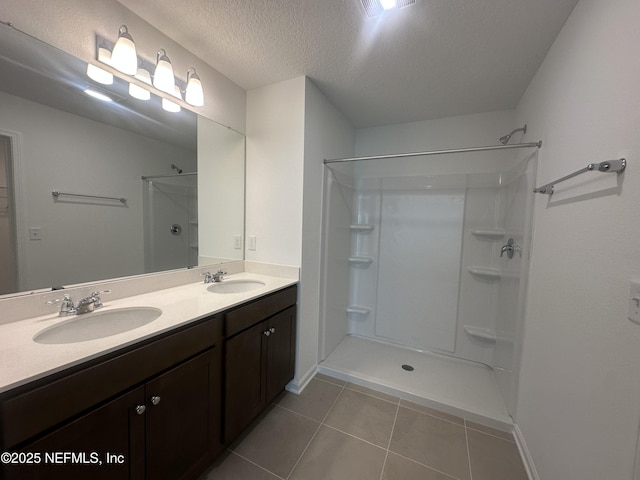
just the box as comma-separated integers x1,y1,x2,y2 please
224,320,268,443
265,306,296,404
2,386,146,480
145,348,221,480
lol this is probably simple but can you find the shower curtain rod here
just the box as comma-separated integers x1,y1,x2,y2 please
141,172,197,180
323,141,542,164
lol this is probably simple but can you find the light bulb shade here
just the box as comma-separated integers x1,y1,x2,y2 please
87,47,114,85
185,68,204,106
87,64,113,85
153,49,175,94
129,68,152,100
162,98,181,113
162,84,182,112
111,25,137,75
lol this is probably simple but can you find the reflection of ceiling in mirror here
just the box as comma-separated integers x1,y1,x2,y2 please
0,23,196,151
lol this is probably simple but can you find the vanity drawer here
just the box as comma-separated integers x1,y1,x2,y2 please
0,314,223,450
225,286,297,337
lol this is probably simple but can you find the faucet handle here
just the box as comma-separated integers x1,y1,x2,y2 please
213,270,228,282
201,272,214,283
91,290,111,308
46,294,77,316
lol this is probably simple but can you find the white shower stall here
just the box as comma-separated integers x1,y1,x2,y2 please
318,147,537,427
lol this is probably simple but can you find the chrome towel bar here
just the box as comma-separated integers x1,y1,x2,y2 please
533,158,626,195
52,191,127,203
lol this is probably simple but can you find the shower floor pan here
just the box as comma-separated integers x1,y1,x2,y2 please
318,335,512,430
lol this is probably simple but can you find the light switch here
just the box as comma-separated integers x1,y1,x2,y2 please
628,280,640,324
248,235,257,251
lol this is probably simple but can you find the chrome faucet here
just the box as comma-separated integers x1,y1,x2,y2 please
46,290,110,316
212,270,227,282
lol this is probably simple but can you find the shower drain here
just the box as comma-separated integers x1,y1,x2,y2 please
401,364,414,371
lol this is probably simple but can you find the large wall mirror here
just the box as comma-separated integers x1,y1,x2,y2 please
0,22,245,297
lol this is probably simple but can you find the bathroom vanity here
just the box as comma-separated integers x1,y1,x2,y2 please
0,277,297,480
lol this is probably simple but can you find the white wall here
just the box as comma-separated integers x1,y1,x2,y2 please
3,0,246,133
299,78,355,386
246,76,354,388
515,0,640,478
245,77,306,267
0,91,196,291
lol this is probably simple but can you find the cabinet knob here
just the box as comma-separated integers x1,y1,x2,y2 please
270,327,276,334
135,404,146,415
263,330,271,337
151,395,161,406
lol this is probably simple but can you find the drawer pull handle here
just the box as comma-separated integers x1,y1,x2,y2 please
151,395,161,406
135,404,146,415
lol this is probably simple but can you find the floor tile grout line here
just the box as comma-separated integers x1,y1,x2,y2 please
385,451,463,480
322,423,389,452
227,450,287,480
378,401,401,480
465,424,516,443
464,421,474,480
284,383,347,480
399,401,467,427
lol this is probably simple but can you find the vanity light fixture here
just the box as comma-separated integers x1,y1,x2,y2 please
185,68,204,107
86,47,114,85
91,27,206,111
129,68,152,100
153,49,175,94
110,25,138,75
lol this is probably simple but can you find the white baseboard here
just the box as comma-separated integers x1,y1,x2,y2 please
285,364,317,395
513,424,540,480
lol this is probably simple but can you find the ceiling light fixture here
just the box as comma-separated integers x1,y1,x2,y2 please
360,0,415,17
110,25,137,75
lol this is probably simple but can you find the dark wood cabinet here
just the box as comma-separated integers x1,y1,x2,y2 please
224,287,297,443
0,284,297,479
1,315,224,480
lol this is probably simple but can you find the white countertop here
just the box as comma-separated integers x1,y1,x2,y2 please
0,272,297,394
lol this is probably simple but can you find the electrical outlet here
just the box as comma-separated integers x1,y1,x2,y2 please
248,235,257,251
629,280,640,324
233,235,242,249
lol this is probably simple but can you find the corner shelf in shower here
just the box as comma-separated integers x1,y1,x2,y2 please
349,224,375,233
470,229,505,239
463,325,497,343
348,256,374,266
346,306,371,315
467,266,502,279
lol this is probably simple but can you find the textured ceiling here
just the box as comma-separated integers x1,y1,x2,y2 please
117,0,579,128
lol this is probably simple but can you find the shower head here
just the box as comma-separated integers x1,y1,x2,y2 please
499,125,527,145
171,164,183,174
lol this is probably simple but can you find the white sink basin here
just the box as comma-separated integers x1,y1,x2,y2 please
34,307,162,344
207,279,266,294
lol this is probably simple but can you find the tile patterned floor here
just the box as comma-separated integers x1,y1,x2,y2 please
201,374,528,480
